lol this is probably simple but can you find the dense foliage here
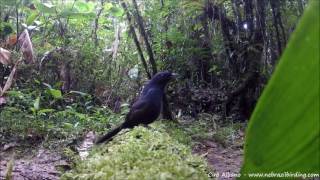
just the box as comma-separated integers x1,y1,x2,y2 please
1,0,305,120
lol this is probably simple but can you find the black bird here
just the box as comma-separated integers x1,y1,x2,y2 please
95,71,177,144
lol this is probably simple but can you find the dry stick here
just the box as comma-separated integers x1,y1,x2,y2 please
15,1,19,51
112,24,121,61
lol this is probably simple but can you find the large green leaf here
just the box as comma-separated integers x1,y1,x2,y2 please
33,96,40,111
59,8,95,19
36,2,56,14
49,89,62,99
59,9,96,19
110,6,124,17
58,0,95,19
104,2,113,11
74,1,94,12
241,0,319,178
26,11,39,25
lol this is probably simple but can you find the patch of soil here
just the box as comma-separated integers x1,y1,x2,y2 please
0,148,69,180
193,139,243,180
77,131,95,160
0,131,96,180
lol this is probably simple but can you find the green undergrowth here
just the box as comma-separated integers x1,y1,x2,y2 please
178,114,245,147
62,123,210,180
1,95,232,179
1,104,211,179
0,105,123,149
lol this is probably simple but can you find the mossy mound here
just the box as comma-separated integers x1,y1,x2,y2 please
62,123,209,180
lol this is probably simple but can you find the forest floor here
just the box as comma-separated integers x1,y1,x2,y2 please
193,138,243,179
0,148,68,180
0,117,244,180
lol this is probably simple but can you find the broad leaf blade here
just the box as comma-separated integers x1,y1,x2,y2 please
241,0,319,177
49,89,62,99
36,2,56,14
26,12,39,25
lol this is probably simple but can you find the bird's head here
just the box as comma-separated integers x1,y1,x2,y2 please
150,71,178,86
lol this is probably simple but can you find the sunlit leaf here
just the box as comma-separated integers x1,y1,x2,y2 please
42,82,52,89
7,90,24,98
38,109,55,115
26,11,39,25
49,89,63,99
110,6,124,17
63,122,74,129
59,1,96,19
75,1,94,12
69,90,88,96
59,8,96,19
34,96,40,110
104,2,113,11
241,1,319,177
36,2,56,14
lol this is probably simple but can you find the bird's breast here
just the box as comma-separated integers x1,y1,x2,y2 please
140,89,163,123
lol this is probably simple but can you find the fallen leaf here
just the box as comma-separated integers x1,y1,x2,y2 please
3,142,18,151
0,47,11,65
6,34,17,46
18,29,34,64
0,96,6,105
0,60,22,96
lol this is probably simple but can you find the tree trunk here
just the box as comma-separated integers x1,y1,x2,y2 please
231,0,242,42
297,0,304,16
244,0,254,37
131,0,158,75
225,0,266,120
205,3,238,77
122,0,174,120
270,0,283,55
120,1,151,79
92,0,106,47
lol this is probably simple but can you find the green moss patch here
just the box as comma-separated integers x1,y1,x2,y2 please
62,124,209,180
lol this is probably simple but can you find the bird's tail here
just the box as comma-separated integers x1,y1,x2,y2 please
95,124,124,144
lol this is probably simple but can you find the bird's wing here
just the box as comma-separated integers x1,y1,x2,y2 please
124,100,153,126
131,99,150,109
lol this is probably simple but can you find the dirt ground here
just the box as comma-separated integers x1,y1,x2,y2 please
193,139,243,180
0,148,68,180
